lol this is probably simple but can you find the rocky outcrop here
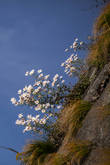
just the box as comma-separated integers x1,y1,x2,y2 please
84,62,110,102
73,63,110,165
46,62,110,165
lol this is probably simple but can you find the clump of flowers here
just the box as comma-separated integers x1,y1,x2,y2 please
11,69,69,133
11,37,88,135
61,38,87,77
64,38,84,53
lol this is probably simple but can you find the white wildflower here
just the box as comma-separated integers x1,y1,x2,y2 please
71,67,76,71
27,114,32,120
70,45,73,49
29,69,35,76
23,86,28,92
53,74,59,84
27,85,33,93
35,105,41,111
64,48,68,52
11,98,17,105
57,105,62,109
35,115,40,119
39,118,46,124
61,62,65,67
52,81,55,87
80,41,83,45
75,38,78,41
23,126,32,133
44,74,50,80
18,113,23,119
21,92,27,98
42,109,46,113
34,81,41,86
35,100,39,105
54,74,59,79
18,89,22,95
74,55,78,61
51,105,54,108
33,86,41,94
45,103,50,109
39,73,43,78
61,80,65,83
25,71,29,76
73,41,78,48
16,119,25,125
42,80,48,87
49,113,53,117
37,69,42,74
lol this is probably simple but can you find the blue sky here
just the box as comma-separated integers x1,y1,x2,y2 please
0,0,101,164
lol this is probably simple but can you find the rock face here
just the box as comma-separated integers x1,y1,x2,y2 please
72,63,110,165
51,62,110,165
84,63,110,102
75,63,110,165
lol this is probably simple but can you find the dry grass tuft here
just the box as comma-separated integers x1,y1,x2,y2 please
48,140,92,165
16,99,92,165
69,100,91,135
57,100,91,140
16,140,56,165
87,3,110,68
53,153,69,165
68,140,92,165
57,100,91,144
94,3,110,34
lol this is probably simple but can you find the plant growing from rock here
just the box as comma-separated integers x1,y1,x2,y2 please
61,38,88,77
65,100,92,136
10,37,88,135
47,140,92,165
16,140,56,165
87,3,110,68
11,69,70,134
